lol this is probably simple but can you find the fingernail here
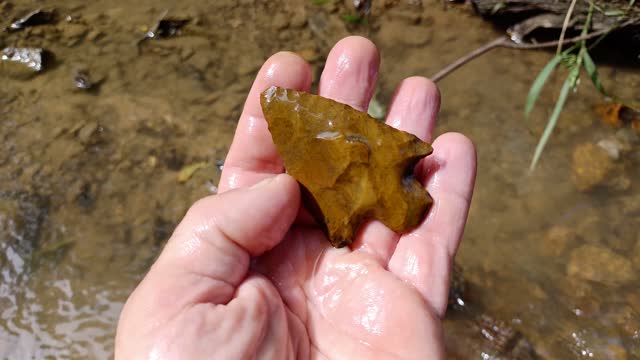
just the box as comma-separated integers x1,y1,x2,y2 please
250,175,277,189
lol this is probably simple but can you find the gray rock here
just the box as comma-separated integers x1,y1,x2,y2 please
1,47,46,74
597,138,622,160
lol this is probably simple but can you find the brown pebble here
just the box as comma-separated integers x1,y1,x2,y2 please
62,24,88,39
86,29,103,42
272,13,289,30
77,121,99,144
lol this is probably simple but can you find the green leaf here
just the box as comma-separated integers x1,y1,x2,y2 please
312,0,331,4
582,50,606,95
529,69,576,172
524,55,563,121
341,14,363,23
604,9,625,16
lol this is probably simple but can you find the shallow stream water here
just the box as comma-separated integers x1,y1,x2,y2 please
1,0,639,358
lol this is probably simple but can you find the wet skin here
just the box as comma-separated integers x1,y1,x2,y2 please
115,36,477,359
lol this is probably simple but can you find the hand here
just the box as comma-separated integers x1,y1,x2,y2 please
115,36,476,359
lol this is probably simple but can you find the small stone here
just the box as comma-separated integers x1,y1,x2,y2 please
608,175,631,192
215,159,224,171
147,155,158,169
607,305,640,338
620,193,640,215
575,215,604,244
571,142,614,192
616,127,639,147
628,293,640,314
86,29,103,42
187,50,211,72
203,91,221,104
528,280,548,300
19,163,42,183
212,93,240,118
177,162,207,183
272,13,289,30
30,27,45,36
557,276,597,311
66,38,82,47
606,344,628,360
540,225,576,257
71,66,99,90
261,86,433,247
62,24,87,39
77,121,99,145
278,30,292,41
567,244,634,286
597,138,622,160
236,56,261,77
297,48,319,62
290,7,307,28
228,18,243,28
180,47,194,60
1,48,50,79
8,9,55,32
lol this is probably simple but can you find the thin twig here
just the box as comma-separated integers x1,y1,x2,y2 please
431,37,505,82
431,19,638,83
557,0,578,54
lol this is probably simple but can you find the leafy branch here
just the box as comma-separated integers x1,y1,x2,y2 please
524,3,615,171
430,17,637,83
524,0,640,170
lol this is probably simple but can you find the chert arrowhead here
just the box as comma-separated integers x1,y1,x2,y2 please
261,86,433,248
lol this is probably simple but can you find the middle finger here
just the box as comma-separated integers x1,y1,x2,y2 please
352,77,441,264
318,36,380,111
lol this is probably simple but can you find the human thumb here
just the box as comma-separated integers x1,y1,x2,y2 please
124,174,300,314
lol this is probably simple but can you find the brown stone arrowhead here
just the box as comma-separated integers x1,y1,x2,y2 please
261,86,433,248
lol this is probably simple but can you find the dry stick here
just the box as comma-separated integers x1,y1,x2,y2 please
431,19,638,83
431,37,505,83
557,0,579,55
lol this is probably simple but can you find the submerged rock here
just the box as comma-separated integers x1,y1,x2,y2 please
144,16,190,39
261,86,433,247
540,225,576,257
445,313,539,359
1,47,48,73
633,237,640,265
567,244,634,286
571,142,614,192
7,9,56,32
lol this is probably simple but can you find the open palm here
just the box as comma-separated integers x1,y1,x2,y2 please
116,37,476,359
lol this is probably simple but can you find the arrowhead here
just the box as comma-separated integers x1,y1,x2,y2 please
261,86,433,248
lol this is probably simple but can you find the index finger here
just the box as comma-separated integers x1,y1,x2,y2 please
218,52,311,193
